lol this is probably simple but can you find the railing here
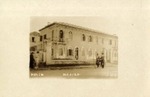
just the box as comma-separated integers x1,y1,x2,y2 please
52,38,69,45
42,37,68,42
39,37,69,46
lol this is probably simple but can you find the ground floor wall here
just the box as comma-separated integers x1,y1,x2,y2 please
42,43,118,65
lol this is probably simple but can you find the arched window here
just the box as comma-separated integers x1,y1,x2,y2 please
88,36,92,42
95,50,97,57
109,39,112,45
96,36,98,44
102,38,104,44
52,30,54,41
59,30,64,42
32,37,35,42
59,48,63,56
89,49,92,56
51,48,53,56
82,34,86,41
82,48,85,56
59,30,64,38
75,47,79,60
67,48,73,56
69,31,73,40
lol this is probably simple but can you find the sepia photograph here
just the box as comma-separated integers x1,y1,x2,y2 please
1,0,150,97
29,17,118,78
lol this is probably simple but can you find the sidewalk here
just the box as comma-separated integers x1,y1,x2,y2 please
30,63,118,78
32,62,117,70
34,64,95,70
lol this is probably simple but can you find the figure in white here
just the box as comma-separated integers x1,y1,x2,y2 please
34,51,40,69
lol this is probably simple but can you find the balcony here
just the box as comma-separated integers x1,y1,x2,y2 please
52,38,68,45
40,37,69,45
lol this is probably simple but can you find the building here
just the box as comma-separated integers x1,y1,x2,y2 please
30,31,40,52
30,22,118,65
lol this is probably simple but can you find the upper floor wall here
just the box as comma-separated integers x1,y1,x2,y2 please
30,32,40,47
39,23,118,49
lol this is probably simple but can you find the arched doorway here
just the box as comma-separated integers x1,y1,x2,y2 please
75,47,79,60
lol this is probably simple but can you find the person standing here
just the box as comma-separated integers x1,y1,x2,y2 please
96,53,100,68
30,52,35,69
34,51,40,69
101,53,105,68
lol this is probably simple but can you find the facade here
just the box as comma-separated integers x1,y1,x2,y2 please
30,31,40,52
30,22,118,65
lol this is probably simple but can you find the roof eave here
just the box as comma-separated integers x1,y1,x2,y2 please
39,23,56,31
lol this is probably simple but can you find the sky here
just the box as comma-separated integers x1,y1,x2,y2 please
30,16,125,36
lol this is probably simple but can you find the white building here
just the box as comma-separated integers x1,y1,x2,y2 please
30,22,118,65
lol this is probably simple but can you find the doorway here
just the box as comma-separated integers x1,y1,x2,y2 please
75,47,79,60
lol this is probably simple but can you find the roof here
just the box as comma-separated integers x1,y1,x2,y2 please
30,31,40,36
39,22,118,38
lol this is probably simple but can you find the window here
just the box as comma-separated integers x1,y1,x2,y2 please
82,49,85,56
102,38,103,44
52,30,54,41
30,47,36,51
59,30,64,42
68,49,73,56
41,44,42,49
88,36,92,42
44,34,47,39
51,48,53,56
95,51,98,59
82,34,86,41
88,36,93,42
32,37,35,42
69,31,73,40
114,52,116,57
109,40,112,45
75,47,79,60
96,36,98,44
59,48,63,56
115,40,117,47
89,49,92,56
114,50,118,57
40,36,42,41
59,30,64,38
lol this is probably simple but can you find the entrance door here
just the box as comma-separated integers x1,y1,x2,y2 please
75,47,79,60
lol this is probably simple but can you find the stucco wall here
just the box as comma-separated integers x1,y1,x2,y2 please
39,23,118,64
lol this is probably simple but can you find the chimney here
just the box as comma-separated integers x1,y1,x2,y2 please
47,22,50,25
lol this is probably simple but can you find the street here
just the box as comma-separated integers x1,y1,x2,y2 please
30,63,118,79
